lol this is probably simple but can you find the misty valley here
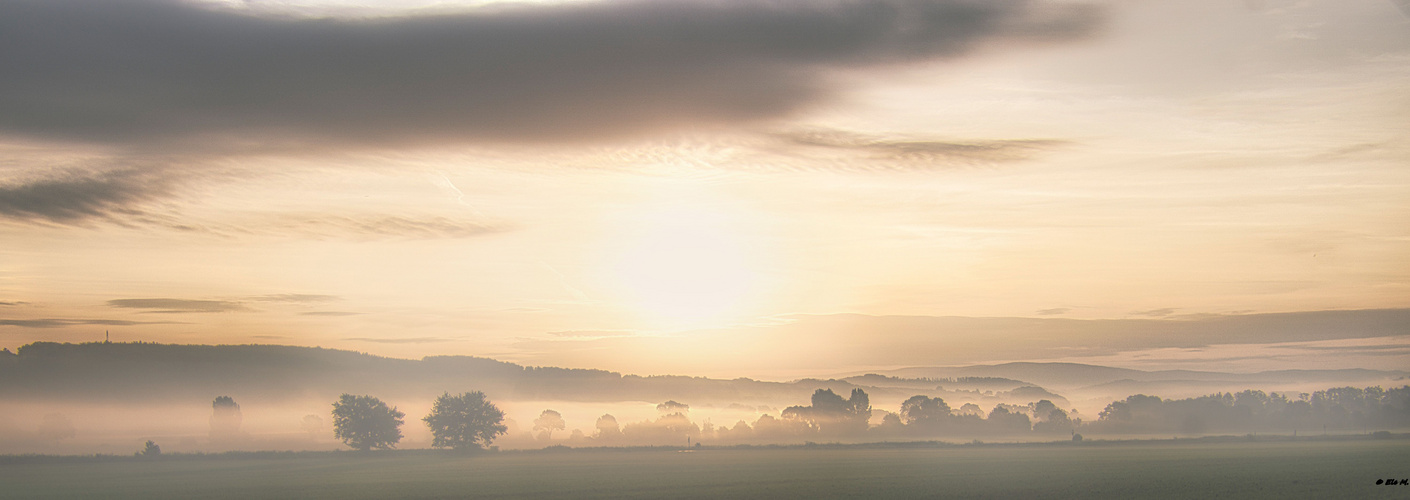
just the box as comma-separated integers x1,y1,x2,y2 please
2,343,1409,499
2,341,1406,456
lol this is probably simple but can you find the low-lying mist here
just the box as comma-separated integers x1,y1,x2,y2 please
2,342,1406,455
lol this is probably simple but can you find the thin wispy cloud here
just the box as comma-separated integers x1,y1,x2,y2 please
0,0,1102,147
263,215,505,240
346,336,458,344
248,294,340,303
0,318,181,328
0,170,508,234
1131,308,1177,318
1269,343,1410,354
107,298,251,314
546,330,637,339
106,294,347,314
300,311,362,317
772,129,1069,169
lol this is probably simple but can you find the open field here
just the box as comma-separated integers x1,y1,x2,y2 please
2,438,1407,499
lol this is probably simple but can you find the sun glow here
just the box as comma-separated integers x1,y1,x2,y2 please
604,203,762,330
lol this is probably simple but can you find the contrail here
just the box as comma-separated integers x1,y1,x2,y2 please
538,262,592,303
430,173,486,218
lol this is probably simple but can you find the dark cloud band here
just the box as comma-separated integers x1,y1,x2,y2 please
107,298,251,313
0,169,167,224
0,0,1101,146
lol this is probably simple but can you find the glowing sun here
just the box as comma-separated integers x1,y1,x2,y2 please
606,204,760,329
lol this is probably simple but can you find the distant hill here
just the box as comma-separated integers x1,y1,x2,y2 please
870,363,1148,389
8,342,1394,414
842,374,1035,391
0,342,1036,409
859,362,1407,395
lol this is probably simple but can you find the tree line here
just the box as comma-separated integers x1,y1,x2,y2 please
1088,386,1410,435
135,384,1407,454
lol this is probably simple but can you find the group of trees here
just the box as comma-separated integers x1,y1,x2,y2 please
331,392,507,450
160,384,1404,454
780,389,871,434
527,389,1079,447
1089,386,1410,435
884,396,1077,436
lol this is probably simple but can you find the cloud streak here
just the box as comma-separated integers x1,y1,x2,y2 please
0,318,181,328
262,215,505,240
0,0,1102,147
247,294,340,303
346,336,457,344
0,168,170,225
773,129,1068,169
107,298,251,313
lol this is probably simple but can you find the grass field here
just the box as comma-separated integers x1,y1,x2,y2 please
2,438,1407,499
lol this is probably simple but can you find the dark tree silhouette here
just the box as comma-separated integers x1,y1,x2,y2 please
209,395,242,440
986,405,1032,433
422,391,508,450
1033,400,1059,420
657,400,690,415
331,394,405,450
533,409,566,440
1032,399,1076,433
138,440,161,456
782,388,871,434
899,395,952,427
956,403,984,417
595,414,623,440
1087,386,1410,435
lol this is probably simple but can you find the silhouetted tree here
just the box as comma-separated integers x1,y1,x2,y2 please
874,411,905,437
422,391,507,450
956,403,984,417
533,409,565,440
138,440,161,456
209,396,242,440
331,394,404,450
1087,386,1410,435
1032,400,1056,419
657,400,690,415
899,395,952,427
595,414,623,440
1032,400,1076,433
782,388,871,434
986,406,1032,433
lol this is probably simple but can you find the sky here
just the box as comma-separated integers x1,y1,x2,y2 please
0,0,1407,379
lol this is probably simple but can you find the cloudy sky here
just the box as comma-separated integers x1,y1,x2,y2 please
1,0,1406,378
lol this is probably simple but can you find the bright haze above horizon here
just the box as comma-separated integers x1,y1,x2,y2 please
1,0,1407,379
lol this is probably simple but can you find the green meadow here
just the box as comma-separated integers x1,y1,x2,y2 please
2,438,1406,499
